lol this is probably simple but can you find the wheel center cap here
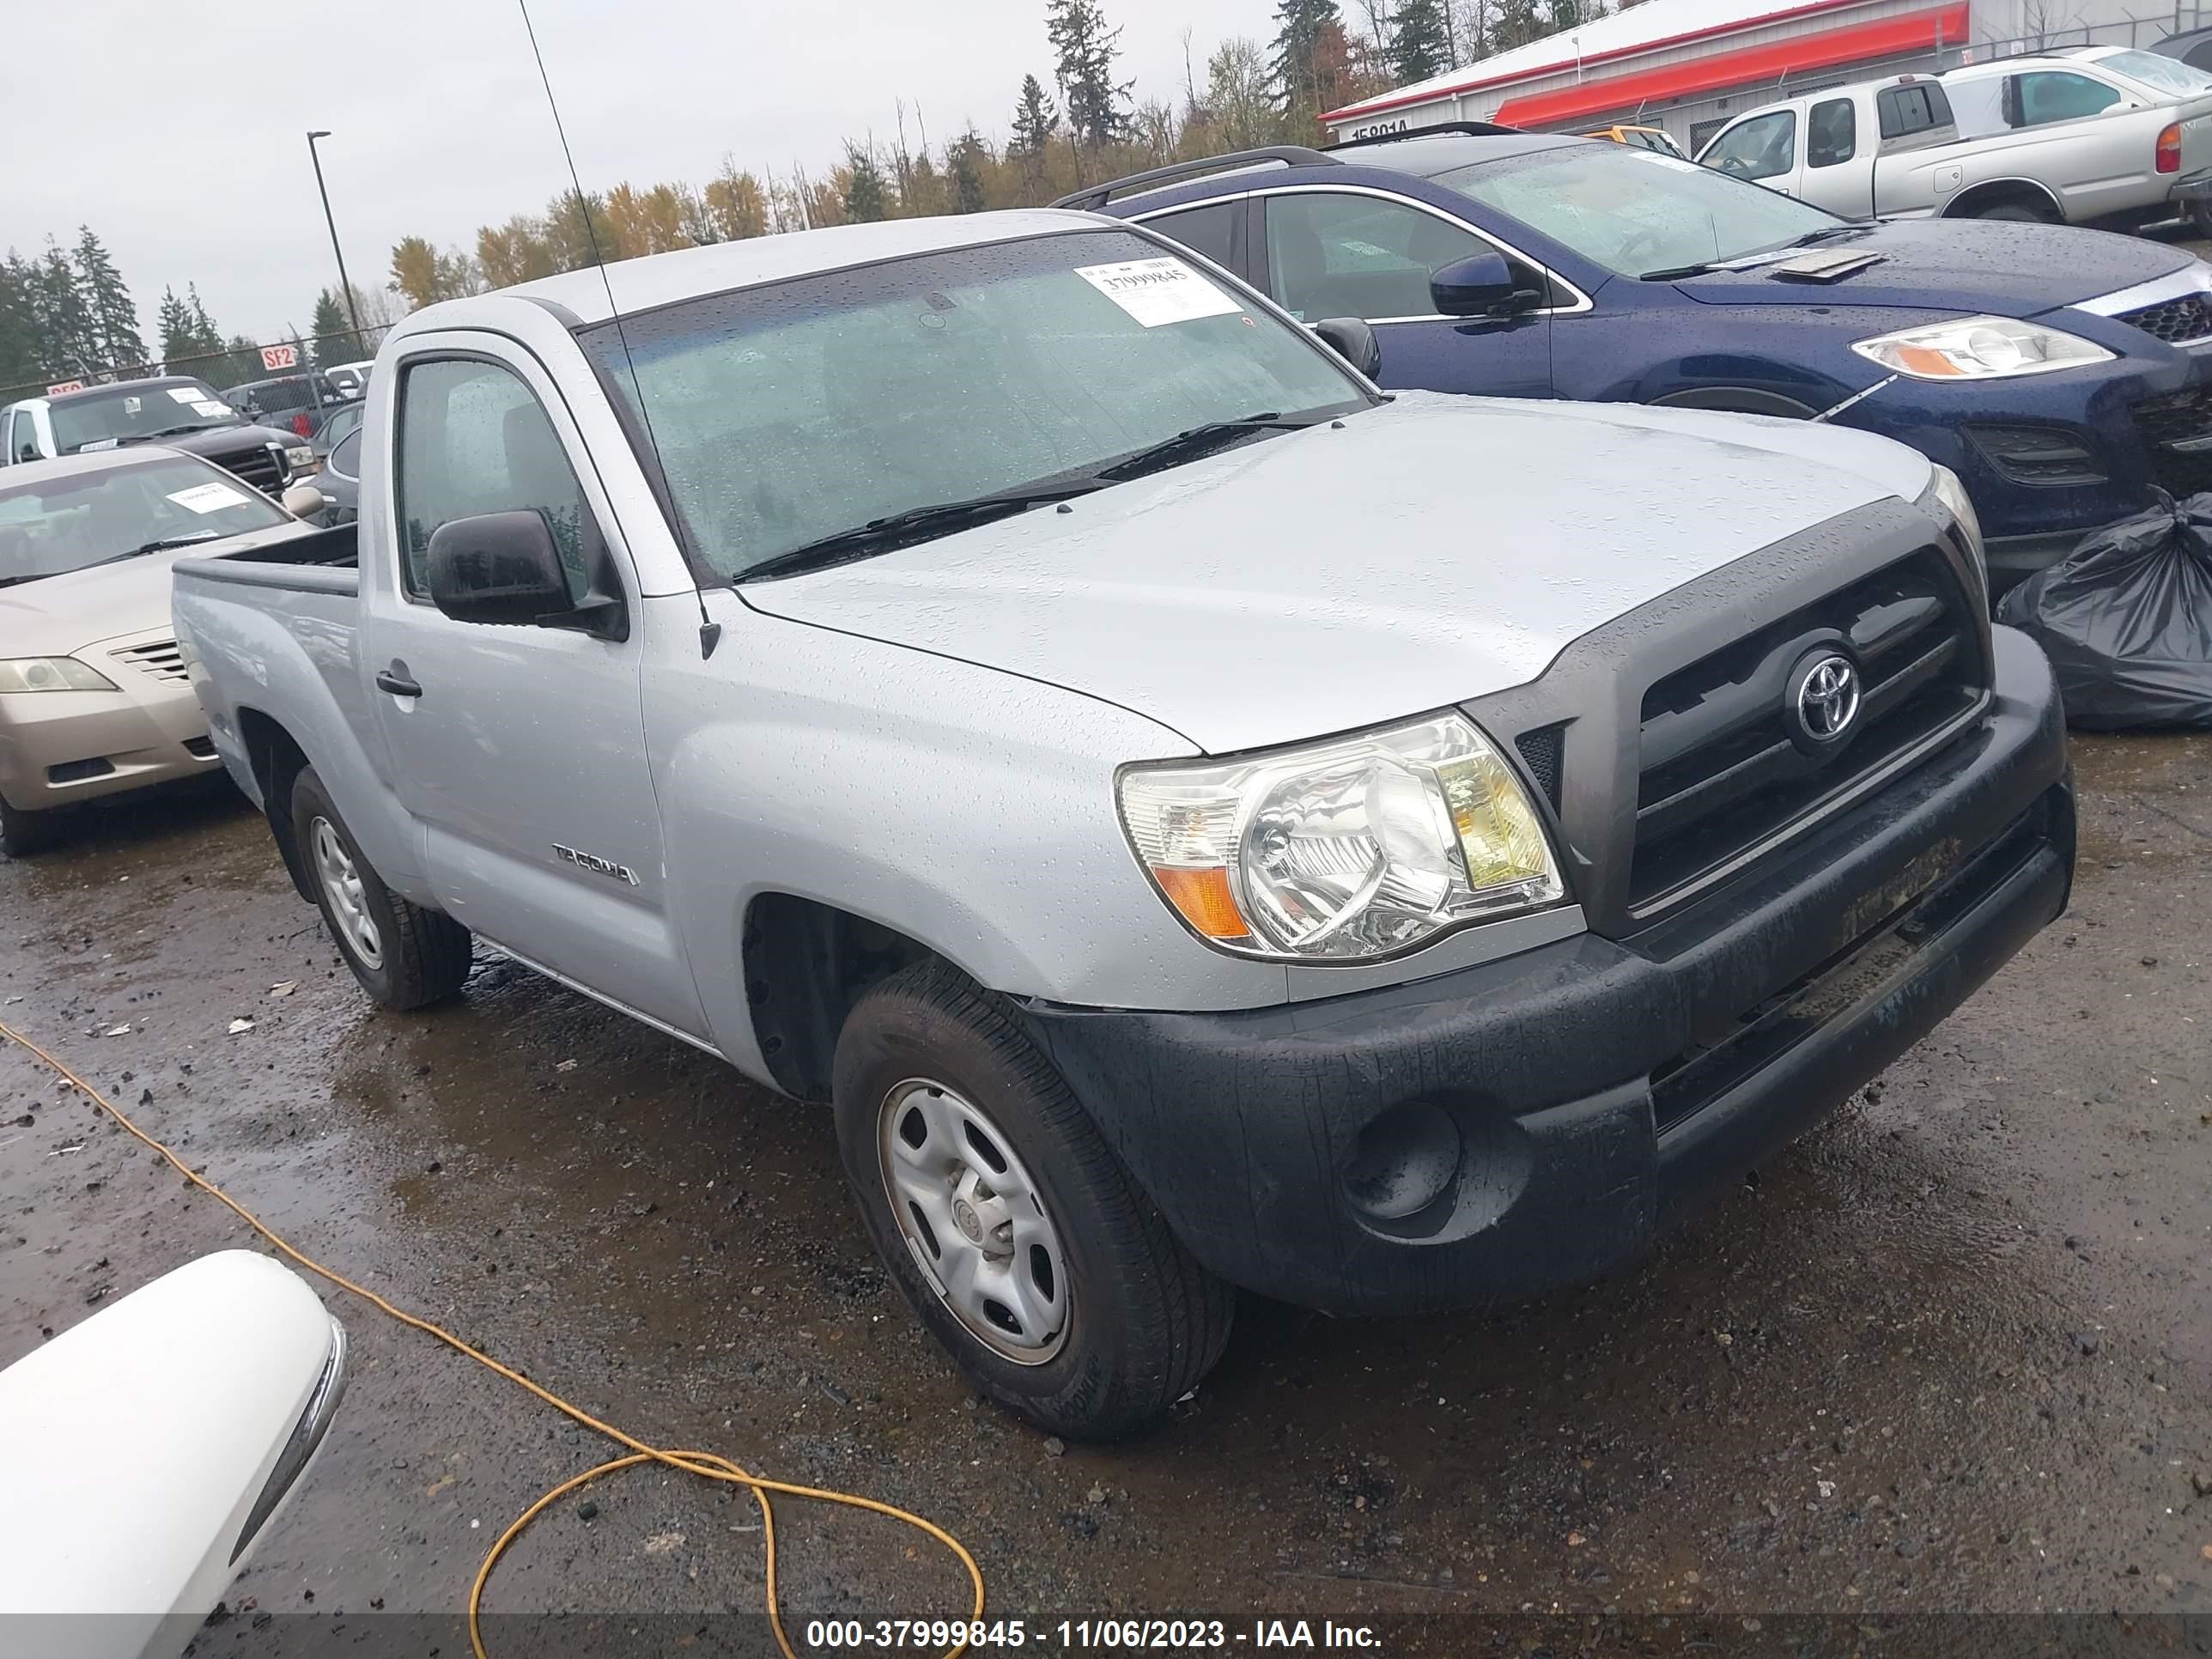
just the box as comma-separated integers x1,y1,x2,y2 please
951,1196,984,1243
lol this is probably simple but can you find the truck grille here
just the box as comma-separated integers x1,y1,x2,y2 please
2130,385,2212,497
206,441,286,496
110,639,190,684
2118,293,2212,344
1630,550,1984,913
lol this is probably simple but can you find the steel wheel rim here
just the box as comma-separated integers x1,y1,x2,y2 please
310,816,382,970
876,1077,1069,1364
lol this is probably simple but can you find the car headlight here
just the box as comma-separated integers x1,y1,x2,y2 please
1852,316,2113,380
286,444,318,470
0,657,117,693
1917,463,1988,592
1118,713,1564,961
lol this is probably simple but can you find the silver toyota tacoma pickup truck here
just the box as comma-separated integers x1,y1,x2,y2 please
173,210,2075,1438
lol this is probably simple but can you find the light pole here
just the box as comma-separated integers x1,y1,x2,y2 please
305,131,364,351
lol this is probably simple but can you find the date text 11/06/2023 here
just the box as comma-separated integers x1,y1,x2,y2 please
801,1619,1386,1650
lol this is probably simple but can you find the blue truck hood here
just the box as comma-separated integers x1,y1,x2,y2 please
1673,218,2192,318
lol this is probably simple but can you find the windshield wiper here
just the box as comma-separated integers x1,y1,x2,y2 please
1094,413,1321,483
739,478,1106,582
1640,260,1723,281
86,534,223,567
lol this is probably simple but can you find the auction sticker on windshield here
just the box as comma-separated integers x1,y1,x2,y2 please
167,387,207,404
167,482,250,515
1074,258,1242,327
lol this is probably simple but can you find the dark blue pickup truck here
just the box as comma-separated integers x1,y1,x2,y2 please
1073,126,2212,589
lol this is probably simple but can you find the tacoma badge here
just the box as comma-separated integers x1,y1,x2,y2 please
552,843,640,885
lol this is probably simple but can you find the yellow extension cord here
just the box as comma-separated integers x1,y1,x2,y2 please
0,1018,984,1659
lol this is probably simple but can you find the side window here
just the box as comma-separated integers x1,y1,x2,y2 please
1876,82,1949,139
1263,192,1522,323
1702,111,1797,181
394,357,599,605
1807,98,1857,167
330,429,362,479
1141,203,1238,272
2013,70,2123,126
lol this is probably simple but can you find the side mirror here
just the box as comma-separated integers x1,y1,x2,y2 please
280,483,326,520
1430,252,1532,318
1312,316,1382,380
424,510,626,640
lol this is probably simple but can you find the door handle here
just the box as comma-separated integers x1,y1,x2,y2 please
375,665,422,698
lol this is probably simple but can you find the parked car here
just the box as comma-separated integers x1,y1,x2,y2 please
2,377,313,497
0,1252,345,1659
1084,126,2212,587
0,447,322,854
2150,22,2212,73
322,360,374,399
222,370,345,441
174,210,2072,1437
1581,123,1686,157
301,402,363,526
1696,60,2212,230
1939,47,2212,232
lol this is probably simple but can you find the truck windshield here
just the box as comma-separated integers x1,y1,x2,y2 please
1435,144,1846,278
0,456,287,586
49,382,240,455
2099,50,2212,95
579,228,1370,581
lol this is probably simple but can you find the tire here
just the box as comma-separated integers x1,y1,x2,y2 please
832,959,1234,1440
289,765,471,1011
2191,198,2212,240
1972,202,2056,223
0,793,60,859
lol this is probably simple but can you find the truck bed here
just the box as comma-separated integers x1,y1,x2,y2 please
176,524,359,592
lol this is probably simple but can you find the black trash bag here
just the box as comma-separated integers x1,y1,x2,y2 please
1996,489,2212,729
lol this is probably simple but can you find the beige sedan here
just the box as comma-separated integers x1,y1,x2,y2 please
0,447,319,855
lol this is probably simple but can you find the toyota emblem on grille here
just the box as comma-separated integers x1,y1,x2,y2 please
1791,653,1862,747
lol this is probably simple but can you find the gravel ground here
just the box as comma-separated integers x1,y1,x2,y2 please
2,725,2207,1657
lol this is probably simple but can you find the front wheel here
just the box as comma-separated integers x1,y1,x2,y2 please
833,960,1234,1440
289,765,471,1010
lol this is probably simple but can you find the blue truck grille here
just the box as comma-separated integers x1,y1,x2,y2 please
1630,550,1985,914
2118,293,2212,345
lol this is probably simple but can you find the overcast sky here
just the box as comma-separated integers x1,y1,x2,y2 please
9,0,1279,347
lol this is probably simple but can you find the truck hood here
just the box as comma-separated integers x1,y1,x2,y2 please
739,392,1933,756
0,520,316,658
1674,217,2194,317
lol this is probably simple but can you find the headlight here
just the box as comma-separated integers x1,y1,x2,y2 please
0,657,117,693
1852,316,2113,380
286,444,318,470
1118,713,1564,961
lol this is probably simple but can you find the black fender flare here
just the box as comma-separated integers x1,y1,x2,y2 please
1648,386,1820,419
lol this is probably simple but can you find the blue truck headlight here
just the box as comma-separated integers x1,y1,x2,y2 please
1852,316,2113,380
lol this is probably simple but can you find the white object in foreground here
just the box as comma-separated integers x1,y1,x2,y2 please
0,1250,346,1659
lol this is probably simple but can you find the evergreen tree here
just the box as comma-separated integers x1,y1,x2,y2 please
1047,0,1133,148
842,147,890,222
1010,74,1059,157
35,242,99,380
73,228,146,374
310,289,362,363
0,256,43,395
155,287,198,374
948,132,992,213
1486,0,1546,53
1389,0,1452,82
1271,0,1345,117
185,285,223,357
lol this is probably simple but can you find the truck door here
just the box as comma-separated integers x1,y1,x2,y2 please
1252,187,1553,398
361,338,707,1037
1802,95,1876,218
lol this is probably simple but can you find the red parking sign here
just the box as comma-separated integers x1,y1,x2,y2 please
45,380,84,395
260,343,299,371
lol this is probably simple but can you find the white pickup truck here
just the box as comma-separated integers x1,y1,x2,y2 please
1697,49,2212,228
172,210,2072,1437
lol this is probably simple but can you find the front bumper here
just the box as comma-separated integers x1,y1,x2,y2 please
0,630,221,812
1021,629,2072,1316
